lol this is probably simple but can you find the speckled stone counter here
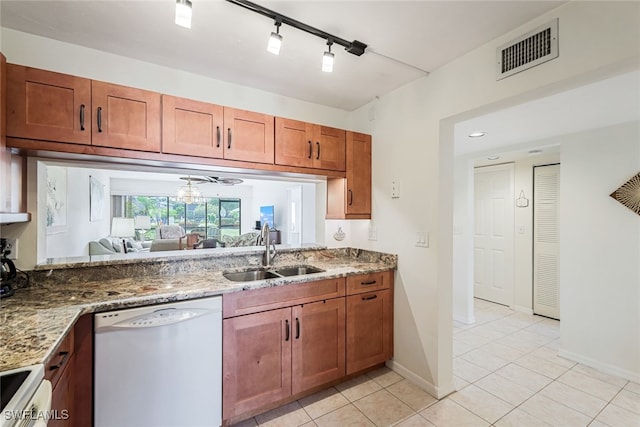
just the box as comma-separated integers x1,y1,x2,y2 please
0,247,396,372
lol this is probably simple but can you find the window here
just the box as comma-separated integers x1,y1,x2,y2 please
113,196,241,240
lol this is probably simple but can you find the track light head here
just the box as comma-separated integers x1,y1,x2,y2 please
267,20,283,55
322,41,334,73
175,0,192,29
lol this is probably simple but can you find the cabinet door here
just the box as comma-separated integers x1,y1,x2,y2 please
346,289,393,374
6,64,91,144
313,125,346,171
275,117,314,168
292,298,345,394
162,95,224,158
49,355,74,427
223,107,274,164
346,132,371,215
91,81,161,152
223,308,292,419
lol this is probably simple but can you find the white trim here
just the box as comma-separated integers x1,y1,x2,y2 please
385,360,455,399
513,305,534,315
453,314,476,325
558,349,640,383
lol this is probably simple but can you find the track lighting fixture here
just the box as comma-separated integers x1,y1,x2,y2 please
267,19,283,55
175,0,192,29
322,41,334,73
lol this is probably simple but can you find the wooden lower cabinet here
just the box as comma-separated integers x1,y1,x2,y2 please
346,289,393,375
49,354,75,427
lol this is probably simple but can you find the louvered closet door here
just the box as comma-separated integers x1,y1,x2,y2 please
533,164,560,319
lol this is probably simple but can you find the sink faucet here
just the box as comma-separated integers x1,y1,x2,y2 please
261,222,277,267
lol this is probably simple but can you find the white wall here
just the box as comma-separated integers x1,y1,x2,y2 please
559,121,640,381
348,1,640,395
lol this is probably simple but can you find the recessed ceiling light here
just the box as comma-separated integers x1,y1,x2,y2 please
488,156,500,160
468,131,487,138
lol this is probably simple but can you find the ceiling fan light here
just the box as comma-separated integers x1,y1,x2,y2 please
322,50,334,73
267,31,283,55
175,0,192,29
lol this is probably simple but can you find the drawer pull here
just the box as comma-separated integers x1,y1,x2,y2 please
97,107,103,132
216,126,221,147
361,280,377,286
49,351,70,371
227,128,232,149
285,319,290,341
348,189,354,206
316,142,320,160
362,295,378,301
80,104,85,131
295,317,300,339
308,141,312,159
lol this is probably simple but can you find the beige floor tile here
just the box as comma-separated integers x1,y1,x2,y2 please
498,315,538,331
588,421,610,427
484,319,522,336
558,369,624,401
367,366,404,388
468,324,507,341
419,399,489,427
494,408,553,427
454,330,493,349
524,321,560,339
387,379,438,412
570,363,629,387
231,417,258,426
448,384,514,424
515,354,572,379
544,339,561,350
497,330,552,353
353,389,415,426
453,339,475,357
529,346,576,369
539,381,608,417
453,376,470,391
460,348,510,372
393,413,435,426
611,389,640,415
595,403,640,427
314,404,375,427
453,357,491,383
494,363,552,392
480,341,527,362
518,394,591,427
254,401,312,427
298,387,349,419
625,381,640,394
336,375,383,402
473,310,504,324
474,373,536,406
300,422,317,427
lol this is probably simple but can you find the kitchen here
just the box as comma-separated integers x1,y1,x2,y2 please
1,1,639,426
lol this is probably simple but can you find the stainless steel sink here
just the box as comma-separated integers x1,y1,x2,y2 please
222,265,325,282
223,269,281,282
274,265,325,277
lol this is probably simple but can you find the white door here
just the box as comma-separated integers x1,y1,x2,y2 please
474,163,515,306
533,164,561,319
286,185,302,245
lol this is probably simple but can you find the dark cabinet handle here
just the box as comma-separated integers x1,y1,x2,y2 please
97,107,103,132
227,128,232,149
49,351,70,371
80,104,85,131
362,295,378,301
308,141,312,159
361,280,377,286
348,189,354,206
216,126,221,148
316,142,320,160
285,319,290,341
295,317,300,339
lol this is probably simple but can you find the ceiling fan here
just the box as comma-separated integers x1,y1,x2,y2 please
179,176,244,186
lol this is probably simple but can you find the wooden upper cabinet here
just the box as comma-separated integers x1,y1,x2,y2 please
6,64,91,144
326,131,372,219
91,81,161,152
162,95,224,158
223,107,274,164
275,117,345,171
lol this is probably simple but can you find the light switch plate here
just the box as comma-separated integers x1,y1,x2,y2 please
415,231,429,248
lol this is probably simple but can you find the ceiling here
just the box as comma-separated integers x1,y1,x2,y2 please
1,0,564,111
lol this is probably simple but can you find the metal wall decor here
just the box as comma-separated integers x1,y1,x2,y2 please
610,172,640,216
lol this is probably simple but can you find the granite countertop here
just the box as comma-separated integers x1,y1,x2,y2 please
0,247,397,372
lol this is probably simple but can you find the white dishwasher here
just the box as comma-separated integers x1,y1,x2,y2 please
94,296,222,427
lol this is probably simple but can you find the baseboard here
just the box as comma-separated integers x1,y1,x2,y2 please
558,349,640,383
453,313,475,325
385,360,455,399
513,305,533,315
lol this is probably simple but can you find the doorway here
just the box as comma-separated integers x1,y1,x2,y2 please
473,163,515,306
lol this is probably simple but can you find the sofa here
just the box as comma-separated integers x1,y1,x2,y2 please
89,237,151,255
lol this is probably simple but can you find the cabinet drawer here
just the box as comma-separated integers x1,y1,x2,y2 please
346,271,390,295
223,278,345,318
45,328,75,389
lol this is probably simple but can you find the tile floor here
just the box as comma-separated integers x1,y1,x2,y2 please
232,298,640,426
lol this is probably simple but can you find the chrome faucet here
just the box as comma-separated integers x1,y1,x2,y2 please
261,222,277,267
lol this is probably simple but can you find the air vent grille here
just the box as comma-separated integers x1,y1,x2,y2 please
497,19,558,80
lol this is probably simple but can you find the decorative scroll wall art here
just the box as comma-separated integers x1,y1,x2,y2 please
610,172,640,216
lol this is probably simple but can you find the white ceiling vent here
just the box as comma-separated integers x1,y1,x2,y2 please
497,19,558,80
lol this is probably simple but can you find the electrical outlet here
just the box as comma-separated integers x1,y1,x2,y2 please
4,238,18,260
391,180,400,198
368,226,378,241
